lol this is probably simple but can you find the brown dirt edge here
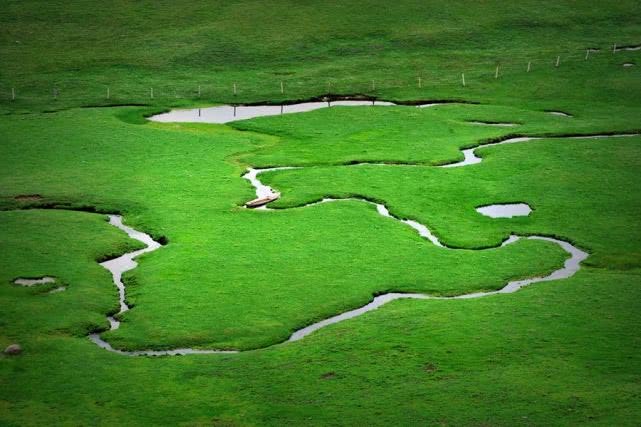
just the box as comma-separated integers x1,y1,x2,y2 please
14,194,43,201
239,93,481,107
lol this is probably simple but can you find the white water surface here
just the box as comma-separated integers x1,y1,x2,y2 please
476,203,532,218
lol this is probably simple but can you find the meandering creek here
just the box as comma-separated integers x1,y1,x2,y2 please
52,102,641,355
87,173,587,354
440,133,640,168
86,164,588,355
88,217,237,355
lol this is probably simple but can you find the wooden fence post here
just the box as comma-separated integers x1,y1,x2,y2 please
233,83,237,96
280,81,284,94
461,73,466,86
495,65,500,79
12,88,15,100
527,61,531,72
555,56,560,67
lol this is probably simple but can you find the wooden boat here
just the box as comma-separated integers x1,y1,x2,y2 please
245,192,280,208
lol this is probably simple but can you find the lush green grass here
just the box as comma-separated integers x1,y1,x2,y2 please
2,220,641,425
0,209,142,339
253,108,641,268
1,0,640,110
235,103,641,167
0,107,568,350
1,1,641,425
1,100,641,424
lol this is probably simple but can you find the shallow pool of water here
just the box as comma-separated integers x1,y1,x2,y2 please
548,111,572,117
150,100,398,124
476,203,532,218
14,276,55,286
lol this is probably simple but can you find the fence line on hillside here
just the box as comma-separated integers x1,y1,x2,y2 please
1,43,638,105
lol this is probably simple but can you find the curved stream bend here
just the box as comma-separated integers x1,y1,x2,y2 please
289,235,585,341
440,133,640,168
88,125,631,356
90,172,587,355
88,101,641,355
89,215,238,356
243,168,587,341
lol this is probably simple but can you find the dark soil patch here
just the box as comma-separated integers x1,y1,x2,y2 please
321,372,337,379
14,194,42,201
423,363,439,373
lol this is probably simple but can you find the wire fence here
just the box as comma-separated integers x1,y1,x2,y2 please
1,43,638,105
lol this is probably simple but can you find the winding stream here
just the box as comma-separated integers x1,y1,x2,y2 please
63,101,641,354
88,215,238,356
89,172,587,355
440,133,640,168
82,103,641,355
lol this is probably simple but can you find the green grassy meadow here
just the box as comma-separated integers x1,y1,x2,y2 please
1,1,641,425
1,0,640,110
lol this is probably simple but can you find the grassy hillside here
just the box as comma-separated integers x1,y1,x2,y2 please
0,107,568,350
2,103,641,425
1,1,641,425
1,0,640,109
